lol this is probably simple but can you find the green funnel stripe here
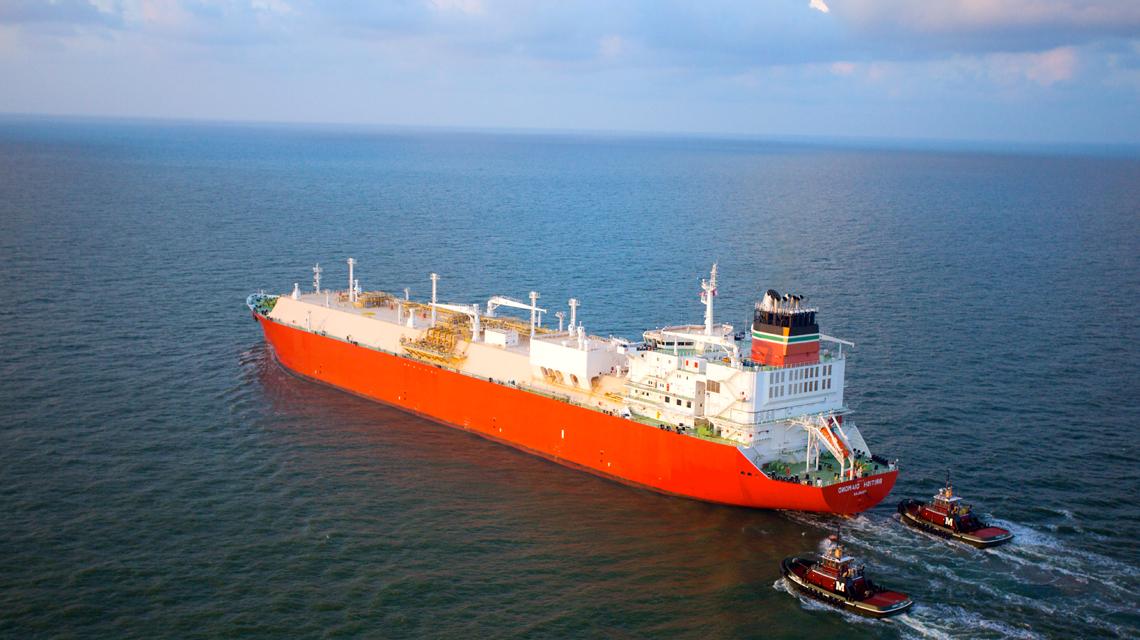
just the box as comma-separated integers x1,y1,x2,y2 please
751,330,820,344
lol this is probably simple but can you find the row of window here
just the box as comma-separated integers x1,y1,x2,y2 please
632,389,693,409
766,376,834,399
638,375,721,396
770,364,833,384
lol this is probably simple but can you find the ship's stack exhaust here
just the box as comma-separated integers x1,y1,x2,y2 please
751,289,820,366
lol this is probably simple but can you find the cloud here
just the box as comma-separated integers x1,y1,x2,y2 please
830,0,1140,52
598,34,625,58
251,0,294,15
0,0,121,27
991,46,1079,85
1025,46,1078,85
428,0,484,16
5,1,1134,68
829,61,855,75
0,0,1137,145
834,0,1140,32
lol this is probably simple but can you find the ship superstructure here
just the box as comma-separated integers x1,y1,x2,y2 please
248,261,897,513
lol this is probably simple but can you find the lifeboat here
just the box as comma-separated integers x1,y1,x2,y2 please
781,532,913,618
897,474,1013,549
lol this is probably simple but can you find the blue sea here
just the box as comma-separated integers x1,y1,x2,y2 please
1,117,1137,639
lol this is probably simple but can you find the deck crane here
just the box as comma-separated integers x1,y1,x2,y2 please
485,295,547,337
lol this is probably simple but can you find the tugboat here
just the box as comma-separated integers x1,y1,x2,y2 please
781,531,913,618
897,473,1013,548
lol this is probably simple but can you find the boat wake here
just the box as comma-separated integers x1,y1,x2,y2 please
893,603,1042,640
771,578,879,627
772,576,1015,640
778,510,1140,638
988,518,1139,592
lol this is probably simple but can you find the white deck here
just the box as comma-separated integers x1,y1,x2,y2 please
268,292,628,414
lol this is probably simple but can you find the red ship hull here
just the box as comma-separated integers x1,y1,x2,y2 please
256,315,896,513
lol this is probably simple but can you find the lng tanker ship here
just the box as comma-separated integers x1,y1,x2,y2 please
248,261,897,513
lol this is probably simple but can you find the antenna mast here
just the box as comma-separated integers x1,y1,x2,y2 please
313,263,322,294
346,258,356,303
529,291,540,340
701,263,718,336
568,298,579,333
430,273,440,327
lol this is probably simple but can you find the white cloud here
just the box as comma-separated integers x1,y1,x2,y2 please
833,0,1140,34
874,46,1080,89
996,46,1078,86
599,34,624,58
251,0,293,15
809,0,830,14
428,0,484,16
830,61,855,75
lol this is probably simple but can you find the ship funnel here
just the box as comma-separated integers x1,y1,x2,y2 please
751,288,819,366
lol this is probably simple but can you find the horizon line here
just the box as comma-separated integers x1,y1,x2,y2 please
2,111,1138,158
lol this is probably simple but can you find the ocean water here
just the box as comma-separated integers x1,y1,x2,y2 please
1,118,1137,639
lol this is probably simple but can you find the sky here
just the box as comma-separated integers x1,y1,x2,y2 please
1,0,1138,144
